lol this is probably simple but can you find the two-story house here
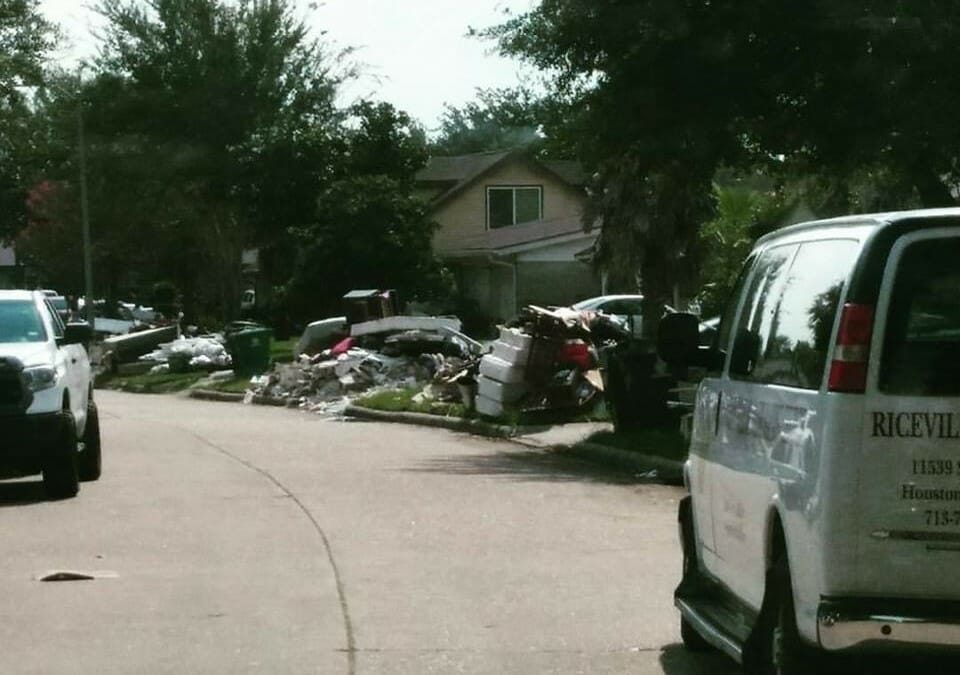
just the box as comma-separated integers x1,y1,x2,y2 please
417,150,601,323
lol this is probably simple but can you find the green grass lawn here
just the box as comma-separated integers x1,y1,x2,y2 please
353,387,470,418
270,338,295,363
580,427,689,462
98,370,209,394
97,337,292,395
205,375,256,393
98,369,256,395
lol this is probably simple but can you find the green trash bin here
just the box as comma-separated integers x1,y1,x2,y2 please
227,327,273,375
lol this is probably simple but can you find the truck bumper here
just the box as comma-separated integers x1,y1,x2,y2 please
0,412,68,475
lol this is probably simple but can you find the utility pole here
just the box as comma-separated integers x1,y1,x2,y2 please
77,74,94,325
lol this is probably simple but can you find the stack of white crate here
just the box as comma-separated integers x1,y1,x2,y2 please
475,327,532,417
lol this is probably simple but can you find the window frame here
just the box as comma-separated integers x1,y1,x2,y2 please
43,298,66,339
486,185,543,230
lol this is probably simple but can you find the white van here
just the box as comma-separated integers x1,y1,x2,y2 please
658,208,960,672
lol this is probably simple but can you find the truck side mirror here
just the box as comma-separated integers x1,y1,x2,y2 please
61,322,93,346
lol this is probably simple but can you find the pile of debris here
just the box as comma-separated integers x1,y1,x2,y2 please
240,297,638,420
475,305,629,420
140,336,233,374
245,315,481,414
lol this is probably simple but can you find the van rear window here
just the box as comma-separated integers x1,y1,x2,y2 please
880,238,960,395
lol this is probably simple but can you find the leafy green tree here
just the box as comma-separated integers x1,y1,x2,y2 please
286,102,441,322
696,183,765,318
430,87,545,155
0,0,56,241
78,0,348,320
488,1,960,333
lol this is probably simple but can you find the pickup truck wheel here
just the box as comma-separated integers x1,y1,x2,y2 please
78,401,102,482
43,412,79,499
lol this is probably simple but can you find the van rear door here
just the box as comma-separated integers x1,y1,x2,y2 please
856,229,960,598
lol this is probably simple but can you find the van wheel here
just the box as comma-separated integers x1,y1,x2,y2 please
745,560,814,675
78,401,101,482
43,412,79,499
679,499,712,652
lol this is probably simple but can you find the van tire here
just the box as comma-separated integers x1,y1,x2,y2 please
78,401,102,482
745,559,814,675
43,412,80,499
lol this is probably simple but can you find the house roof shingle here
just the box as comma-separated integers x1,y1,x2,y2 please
415,151,510,185
416,150,586,208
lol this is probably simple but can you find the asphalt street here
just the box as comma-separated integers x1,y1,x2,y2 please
0,390,738,674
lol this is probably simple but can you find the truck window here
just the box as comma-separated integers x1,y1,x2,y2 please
879,237,960,395
0,301,47,343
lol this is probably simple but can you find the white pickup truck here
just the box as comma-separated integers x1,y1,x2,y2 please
0,290,101,498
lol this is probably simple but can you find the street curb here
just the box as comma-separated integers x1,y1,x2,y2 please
342,404,517,438
562,441,684,485
187,388,291,407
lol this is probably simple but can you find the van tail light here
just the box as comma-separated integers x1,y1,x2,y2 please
827,303,875,393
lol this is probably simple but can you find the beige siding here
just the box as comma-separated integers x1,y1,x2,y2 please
459,262,516,323
432,160,586,253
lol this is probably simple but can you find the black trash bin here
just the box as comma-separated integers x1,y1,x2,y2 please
601,340,674,432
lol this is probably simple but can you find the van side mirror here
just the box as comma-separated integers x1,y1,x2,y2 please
658,313,700,365
61,322,93,346
658,313,725,371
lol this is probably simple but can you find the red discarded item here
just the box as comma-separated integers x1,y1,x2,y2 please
557,339,594,370
330,336,356,356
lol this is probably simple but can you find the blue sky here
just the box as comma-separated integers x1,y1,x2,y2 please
39,0,539,131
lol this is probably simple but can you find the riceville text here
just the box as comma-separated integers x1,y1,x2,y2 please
872,412,960,439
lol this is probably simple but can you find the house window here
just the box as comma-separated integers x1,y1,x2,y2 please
487,186,542,229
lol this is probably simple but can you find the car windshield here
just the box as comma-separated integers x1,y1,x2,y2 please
0,300,46,343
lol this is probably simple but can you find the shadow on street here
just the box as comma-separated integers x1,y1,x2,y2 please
405,447,662,486
659,644,739,674
0,479,48,507
659,642,960,675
